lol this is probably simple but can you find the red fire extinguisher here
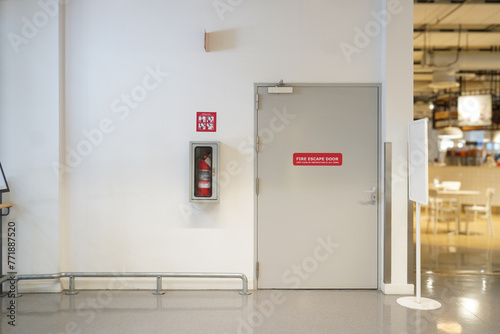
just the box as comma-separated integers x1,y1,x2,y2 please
197,154,211,197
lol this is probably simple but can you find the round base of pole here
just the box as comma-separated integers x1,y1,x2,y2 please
397,296,441,310
153,291,166,295
239,291,252,296
65,291,79,296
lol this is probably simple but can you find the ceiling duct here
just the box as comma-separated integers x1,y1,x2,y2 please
420,50,500,90
423,50,500,71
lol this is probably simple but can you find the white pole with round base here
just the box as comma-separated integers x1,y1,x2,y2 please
397,203,441,310
401,119,441,310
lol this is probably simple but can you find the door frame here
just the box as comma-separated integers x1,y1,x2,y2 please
253,83,383,290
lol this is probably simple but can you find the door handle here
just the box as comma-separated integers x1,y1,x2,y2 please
362,186,377,204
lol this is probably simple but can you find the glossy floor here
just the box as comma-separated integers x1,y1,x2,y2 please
2,211,497,333
418,210,500,273
1,274,498,334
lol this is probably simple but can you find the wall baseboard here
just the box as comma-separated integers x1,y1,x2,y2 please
17,280,62,293
381,282,414,295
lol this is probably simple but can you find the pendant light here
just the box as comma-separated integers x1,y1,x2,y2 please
438,126,463,139
438,89,463,139
428,69,460,90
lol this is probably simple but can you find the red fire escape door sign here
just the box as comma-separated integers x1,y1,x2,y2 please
293,153,343,166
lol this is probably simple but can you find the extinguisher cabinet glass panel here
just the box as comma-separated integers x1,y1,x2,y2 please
190,142,219,202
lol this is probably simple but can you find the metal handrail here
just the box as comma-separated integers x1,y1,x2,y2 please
0,272,251,297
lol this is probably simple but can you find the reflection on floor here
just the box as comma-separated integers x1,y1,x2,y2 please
1,274,499,333
416,209,500,273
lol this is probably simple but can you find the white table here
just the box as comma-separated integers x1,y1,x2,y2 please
436,190,481,234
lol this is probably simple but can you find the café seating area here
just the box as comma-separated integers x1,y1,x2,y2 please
417,180,499,274
423,179,496,236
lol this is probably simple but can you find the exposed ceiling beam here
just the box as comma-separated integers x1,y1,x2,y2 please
414,47,500,52
414,27,500,33
415,0,500,4
414,0,472,40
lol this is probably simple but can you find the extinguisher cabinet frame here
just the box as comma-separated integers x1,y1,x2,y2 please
189,141,220,203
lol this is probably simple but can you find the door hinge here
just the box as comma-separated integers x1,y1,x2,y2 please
255,93,260,110
256,136,260,152
256,178,260,195
256,261,260,279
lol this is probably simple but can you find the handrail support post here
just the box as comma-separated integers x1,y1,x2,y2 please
65,276,78,295
14,279,22,298
153,276,166,295
239,275,252,295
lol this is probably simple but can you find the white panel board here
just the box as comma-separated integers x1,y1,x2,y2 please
408,118,429,205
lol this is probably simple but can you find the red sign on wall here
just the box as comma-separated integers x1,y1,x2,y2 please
293,153,343,166
197,112,216,132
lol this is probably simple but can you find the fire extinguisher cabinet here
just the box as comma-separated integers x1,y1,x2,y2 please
189,141,220,202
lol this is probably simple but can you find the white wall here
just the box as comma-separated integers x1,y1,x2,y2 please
0,0,61,291
0,0,413,292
